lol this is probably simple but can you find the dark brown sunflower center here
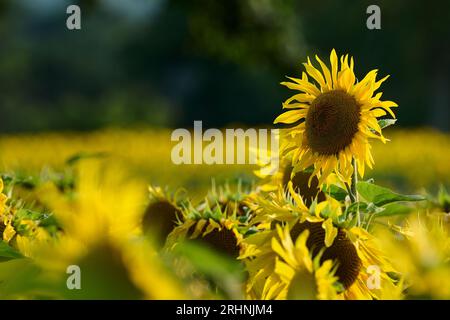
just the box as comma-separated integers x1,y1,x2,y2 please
290,221,361,289
0,221,5,236
305,90,360,155
188,221,240,258
200,228,240,258
282,165,326,206
142,201,181,244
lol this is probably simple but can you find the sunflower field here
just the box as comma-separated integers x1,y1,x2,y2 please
1,48,449,300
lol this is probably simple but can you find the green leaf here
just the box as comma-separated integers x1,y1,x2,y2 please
356,181,426,206
325,185,348,201
0,241,24,261
377,203,413,217
346,202,368,215
378,118,397,129
342,212,359,229
437,185,450,212
173,241,245,299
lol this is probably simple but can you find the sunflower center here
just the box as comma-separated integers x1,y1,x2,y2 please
282,166,326,206
142,201,181,245
305,90,361,155
201,228,240,258
290,221,361,289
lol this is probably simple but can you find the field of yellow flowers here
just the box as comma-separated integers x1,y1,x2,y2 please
1,128,449,194
1,50,449,300
0,127,448,299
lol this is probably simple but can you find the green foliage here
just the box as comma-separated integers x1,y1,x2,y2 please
378,119,397,129
173,241,245,299
357,181,426,206
325,184,348,201
437,185,450,213
0,241,23,261
347,181,427,228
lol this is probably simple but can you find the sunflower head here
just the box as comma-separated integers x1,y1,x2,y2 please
142,186,187,245
204,182,252,219
196,221,242,258
305,90,360,156
242,224,340,300
275,49,398,184
165,191,247,260
243,182,401,299
282,166,326,206
167,217,243,259
290,221,361,290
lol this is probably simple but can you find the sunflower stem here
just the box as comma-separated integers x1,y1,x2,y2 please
345,182,355,202
350,158,360,226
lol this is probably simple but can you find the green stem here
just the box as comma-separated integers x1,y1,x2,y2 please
344,182,355,203
351,158,358,200
351,158,360,226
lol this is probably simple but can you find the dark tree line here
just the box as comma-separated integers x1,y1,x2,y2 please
0,0,448,132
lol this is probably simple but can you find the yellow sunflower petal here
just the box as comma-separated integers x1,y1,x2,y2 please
322,218,338,247
274,110,306,124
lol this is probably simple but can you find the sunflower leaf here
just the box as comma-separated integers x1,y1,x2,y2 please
342,212,359,229
345,202,368,215
173,241,245,299
0,241,24,261
376,203,414,217
325,185,348,201
378,118,397,129
356,181,426,206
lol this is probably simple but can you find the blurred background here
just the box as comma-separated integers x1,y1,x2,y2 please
1,0,449,132
0,0,449,194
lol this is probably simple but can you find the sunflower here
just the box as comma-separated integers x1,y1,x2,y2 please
164,182,254,258
163,193,250,299
242,185,402,299
243,224,340,300
375,211,450,299
28,160,186,299
0,178,53,253
165,203,245,259
254,155,328,206
0,178,15,242
274,49,398,185
143,186,186,246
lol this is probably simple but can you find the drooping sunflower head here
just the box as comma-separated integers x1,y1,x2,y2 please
164,191,248,259
272,225,341,300
275,49,398,184
166,217,244,259
241,223,340,300
282,166,326,206
290,221,361,290
242,184,402,299
254,153,326,207
142,186,187,246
